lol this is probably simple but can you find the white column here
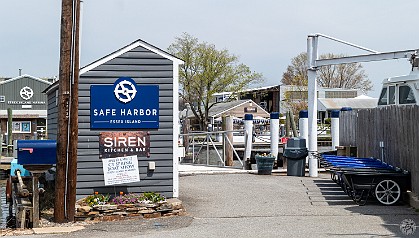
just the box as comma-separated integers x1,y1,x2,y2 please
270,112,279,160
331,110,340,150
307,35,318,177
244,114,253,161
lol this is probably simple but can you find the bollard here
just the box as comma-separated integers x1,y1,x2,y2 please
299,110,308,140
244,114,253,169
331,110,340,150
270,112,279,162
299,110,309,164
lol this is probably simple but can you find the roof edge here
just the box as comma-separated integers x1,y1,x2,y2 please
0,74,53,86
80,39,184,75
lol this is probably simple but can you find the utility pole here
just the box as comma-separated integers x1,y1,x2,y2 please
55,0,74,223
66,0,80,222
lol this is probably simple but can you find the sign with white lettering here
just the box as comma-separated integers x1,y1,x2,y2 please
102,155,140,186
90,77,159,129
99,131,150,159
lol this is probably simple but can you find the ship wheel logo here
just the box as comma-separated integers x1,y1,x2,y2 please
20,86,33,100
114,78,137,103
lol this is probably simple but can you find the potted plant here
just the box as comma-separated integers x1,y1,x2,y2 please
255,153,276,175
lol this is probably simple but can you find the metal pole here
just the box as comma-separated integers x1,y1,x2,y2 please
307,35,318,177
270,112,279,160
331,110,340,150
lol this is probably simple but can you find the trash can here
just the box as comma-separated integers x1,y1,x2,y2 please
283,138,308,176
255,154,275,175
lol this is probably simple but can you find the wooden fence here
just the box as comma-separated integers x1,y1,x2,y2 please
339,105,419,195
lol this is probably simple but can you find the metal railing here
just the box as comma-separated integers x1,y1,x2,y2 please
179,129,248,169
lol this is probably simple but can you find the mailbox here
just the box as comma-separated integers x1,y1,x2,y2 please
13,140,57,165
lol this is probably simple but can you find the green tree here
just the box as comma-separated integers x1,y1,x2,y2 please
281,52,372,116
169,33,263,130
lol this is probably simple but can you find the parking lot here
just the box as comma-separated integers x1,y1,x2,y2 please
34,171,419,238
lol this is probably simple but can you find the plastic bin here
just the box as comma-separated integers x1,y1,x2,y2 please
283,138,308,176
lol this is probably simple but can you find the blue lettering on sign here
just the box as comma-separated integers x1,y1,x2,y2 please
90,77,159,129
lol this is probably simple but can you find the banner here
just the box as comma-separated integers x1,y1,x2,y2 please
102,155,140,186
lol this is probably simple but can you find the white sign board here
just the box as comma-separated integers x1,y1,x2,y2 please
102,155,140,186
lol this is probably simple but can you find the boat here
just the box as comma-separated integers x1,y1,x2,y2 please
378,59,419,106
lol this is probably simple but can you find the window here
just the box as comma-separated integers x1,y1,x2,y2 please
0,96,4,102
378,88,388,105
9,121,31,133
399,85,416,104
389,86,396,105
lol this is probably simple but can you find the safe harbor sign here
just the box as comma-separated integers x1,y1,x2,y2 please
90,77,159,129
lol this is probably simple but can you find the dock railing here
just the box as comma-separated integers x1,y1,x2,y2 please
179,129,248,169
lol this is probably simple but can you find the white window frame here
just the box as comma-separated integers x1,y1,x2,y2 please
8,121,31,133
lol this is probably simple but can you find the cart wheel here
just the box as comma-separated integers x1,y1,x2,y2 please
375,179,401,205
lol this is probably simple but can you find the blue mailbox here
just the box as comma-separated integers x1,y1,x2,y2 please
13,140,57,165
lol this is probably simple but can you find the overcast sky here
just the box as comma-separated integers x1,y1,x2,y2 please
1,0,419,97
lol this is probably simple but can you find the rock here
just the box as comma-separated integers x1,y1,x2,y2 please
167,198,183,210
112,211,128,216
156,203,173,213
77,206,92,213
127,213,142,217
88,211,100,216
102,209,118,213
144,212,161,219
145,204,157,208
93,204,118,211
126,207,141,212
96,215,121,222
117,204,135,209
138,209,155,214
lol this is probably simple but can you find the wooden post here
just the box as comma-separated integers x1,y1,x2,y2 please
222,116,233,166
55,0,74,223
285,111,290,137
66,0,81,222
0,126,2,155
32,173,41,228
289,111,298,137
7,108,12,156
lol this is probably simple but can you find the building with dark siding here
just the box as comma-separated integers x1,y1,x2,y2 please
44,39,183,198
0,74,52,144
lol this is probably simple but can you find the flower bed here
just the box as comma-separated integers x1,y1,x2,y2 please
75,192,185,221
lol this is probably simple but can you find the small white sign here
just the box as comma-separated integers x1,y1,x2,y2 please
102,155,140,186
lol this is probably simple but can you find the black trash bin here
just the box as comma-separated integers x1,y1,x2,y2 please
283,138,308,176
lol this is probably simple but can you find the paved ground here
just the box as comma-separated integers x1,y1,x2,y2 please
10,168,419,237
